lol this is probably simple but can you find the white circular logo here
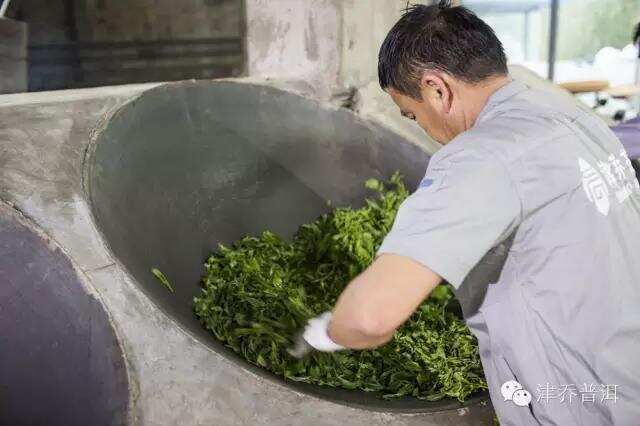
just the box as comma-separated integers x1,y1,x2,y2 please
501,380,523,401
512,389,532,407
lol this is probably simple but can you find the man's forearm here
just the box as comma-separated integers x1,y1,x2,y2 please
328,320,395,350
326,253,442,350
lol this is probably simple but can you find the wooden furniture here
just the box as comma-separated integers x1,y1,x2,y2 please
605,84,640,99
558,80,610,94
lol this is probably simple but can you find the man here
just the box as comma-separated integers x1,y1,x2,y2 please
296,2,640,425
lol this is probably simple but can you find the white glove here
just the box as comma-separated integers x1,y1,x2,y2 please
302,311,345,352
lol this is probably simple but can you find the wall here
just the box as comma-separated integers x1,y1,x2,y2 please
244,0,440,152
337,0,441,153
7,0,244,91
71,0,244,88
339,0,412,90
0,18,28,94
245,0,426,96
9,0,76,90
7,0,440,150
245,0,341,98
10,0,426,98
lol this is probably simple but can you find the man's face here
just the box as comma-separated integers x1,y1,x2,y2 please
387,87,452,144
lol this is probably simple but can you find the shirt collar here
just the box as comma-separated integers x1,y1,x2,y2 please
476,79,528,123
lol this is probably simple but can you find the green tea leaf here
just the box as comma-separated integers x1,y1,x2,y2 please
151,267,174,293
193,173,486,401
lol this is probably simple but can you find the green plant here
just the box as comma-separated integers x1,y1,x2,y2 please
151,267,174,293
193,173,486,401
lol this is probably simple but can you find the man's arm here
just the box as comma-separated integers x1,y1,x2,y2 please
295,147,521,355
327,253,442,349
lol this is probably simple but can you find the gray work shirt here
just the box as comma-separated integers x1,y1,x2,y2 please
376,80,640,425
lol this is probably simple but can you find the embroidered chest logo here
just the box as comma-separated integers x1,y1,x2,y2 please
419,178,434,189
579,150,639,216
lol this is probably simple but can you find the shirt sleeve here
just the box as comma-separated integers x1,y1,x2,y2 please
375,145,522,289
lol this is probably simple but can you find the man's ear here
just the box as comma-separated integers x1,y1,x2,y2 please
419,72,452,113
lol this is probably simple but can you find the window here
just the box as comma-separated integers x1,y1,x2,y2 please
462,0,640,85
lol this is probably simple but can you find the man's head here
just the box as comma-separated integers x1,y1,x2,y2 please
378,1,509,144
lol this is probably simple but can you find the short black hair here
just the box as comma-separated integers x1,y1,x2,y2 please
378,1,508,99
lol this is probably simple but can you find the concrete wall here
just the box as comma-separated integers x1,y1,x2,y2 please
10,0,76,91
8,0,432,106
0,19,28,94
7,0,244,91
245,0,438,92
337,0,441,153
73,0,244,88
245,0,423,97
245,0,441,152
245,0,341,98
339,0,412,90
74,0,242,42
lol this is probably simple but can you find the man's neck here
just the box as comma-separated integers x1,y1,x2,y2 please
461,75,513,130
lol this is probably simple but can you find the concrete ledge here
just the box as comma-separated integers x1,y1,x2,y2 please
0,81,162,106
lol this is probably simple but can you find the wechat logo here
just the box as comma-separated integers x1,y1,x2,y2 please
501,380,532,407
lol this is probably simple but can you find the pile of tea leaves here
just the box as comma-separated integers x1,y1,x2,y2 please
193,173,486,401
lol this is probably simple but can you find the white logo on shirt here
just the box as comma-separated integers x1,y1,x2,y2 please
501,380,532,407
579,151,639,216
579,157,610,216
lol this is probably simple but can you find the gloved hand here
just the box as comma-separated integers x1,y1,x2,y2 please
287,311,345,358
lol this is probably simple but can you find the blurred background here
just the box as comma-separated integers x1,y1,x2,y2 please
463,0,640,119
1,0,639,119
463,0,639,83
